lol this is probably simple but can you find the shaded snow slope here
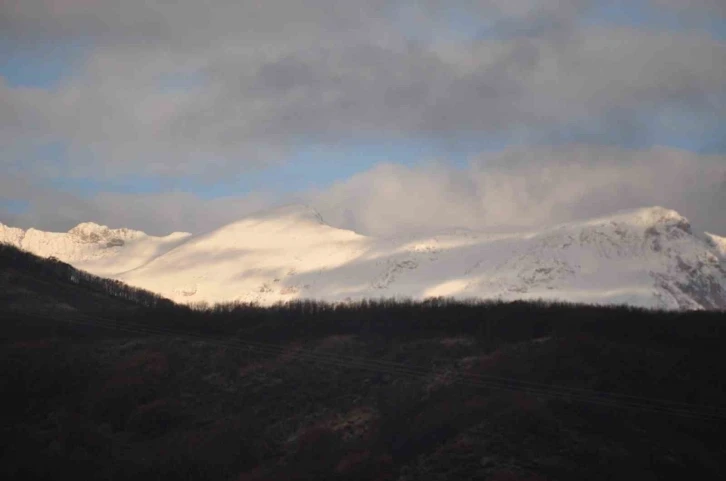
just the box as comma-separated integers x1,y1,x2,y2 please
2,205,724,310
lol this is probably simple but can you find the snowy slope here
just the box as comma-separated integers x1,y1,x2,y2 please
115,205,370,304
706,233,726,259
2,205,725,310
0,221,191,277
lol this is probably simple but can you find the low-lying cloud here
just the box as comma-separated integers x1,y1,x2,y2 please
312,146,726,237
3,146,724,237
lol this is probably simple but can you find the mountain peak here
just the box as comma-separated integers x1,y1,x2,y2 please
68,222,145,243
706,233,726,257
629,206,690,227
583,206,691,232
68,222,109,234
250,204,326,226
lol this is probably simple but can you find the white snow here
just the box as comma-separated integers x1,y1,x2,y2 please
2,205,724,310
0,221,191,277
578,206,690,229
706,233,726,259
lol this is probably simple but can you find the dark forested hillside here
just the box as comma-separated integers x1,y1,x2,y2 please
1,243,725,480
0,243,174,312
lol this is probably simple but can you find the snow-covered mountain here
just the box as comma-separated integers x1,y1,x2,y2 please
2,205,725,310
0,221,191,277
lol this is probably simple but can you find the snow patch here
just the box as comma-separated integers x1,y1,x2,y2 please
580,206,690,230
706,233,726,258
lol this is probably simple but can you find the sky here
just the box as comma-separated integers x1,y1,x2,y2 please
1,0,725,237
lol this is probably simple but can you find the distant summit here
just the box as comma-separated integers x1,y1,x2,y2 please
0,220,191,278
67,222,144,245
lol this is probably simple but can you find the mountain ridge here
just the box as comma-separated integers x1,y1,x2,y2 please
1,205,724,310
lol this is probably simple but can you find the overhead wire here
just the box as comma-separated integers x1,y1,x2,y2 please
30,311,726,420
12,310,726,421
70,311,726,415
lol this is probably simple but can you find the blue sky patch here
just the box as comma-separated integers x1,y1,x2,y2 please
0,39,88,89
585,1,726,39
0,199,29,215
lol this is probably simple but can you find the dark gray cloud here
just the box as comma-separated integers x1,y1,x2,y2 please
2,0,723,178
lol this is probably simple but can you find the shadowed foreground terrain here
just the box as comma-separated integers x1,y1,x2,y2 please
2,243,725,480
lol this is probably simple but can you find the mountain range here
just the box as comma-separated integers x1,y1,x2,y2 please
2,205,725,310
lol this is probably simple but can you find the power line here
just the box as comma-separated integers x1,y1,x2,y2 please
33,311,726,420
75,312,726,415
14,310,726,421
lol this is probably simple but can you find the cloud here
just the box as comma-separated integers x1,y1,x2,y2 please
1,1,724,239
3,146,725,237
311,146,726,236
87,192,276,235
1,1,724,180
0,171,104,231
0,171,275,235
649,0,726,18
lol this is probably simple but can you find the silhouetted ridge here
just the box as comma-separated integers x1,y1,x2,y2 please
0,242,174,309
